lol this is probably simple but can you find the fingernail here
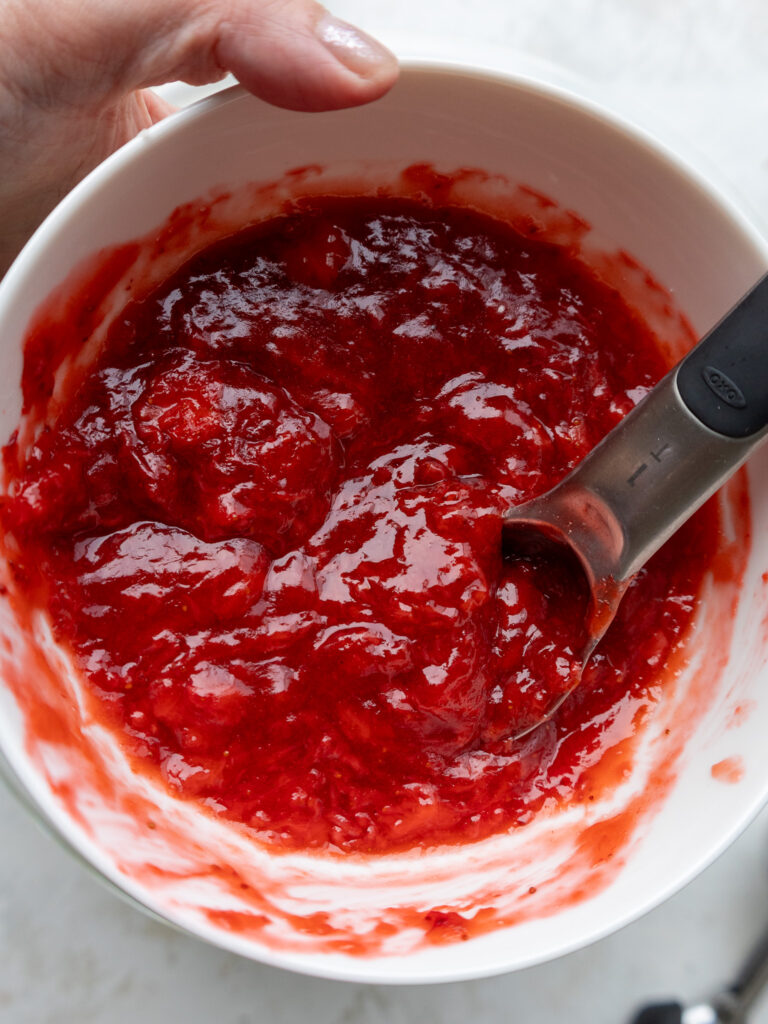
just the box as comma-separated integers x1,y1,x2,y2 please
315,13,396,78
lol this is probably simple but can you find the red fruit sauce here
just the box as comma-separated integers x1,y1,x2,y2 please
1,197,719,853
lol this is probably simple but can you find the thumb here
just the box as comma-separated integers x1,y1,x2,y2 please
4,0,399,113
216,2,400,111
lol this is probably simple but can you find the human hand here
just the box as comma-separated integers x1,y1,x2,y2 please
0,0,398,276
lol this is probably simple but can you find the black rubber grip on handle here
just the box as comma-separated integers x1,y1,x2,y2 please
677,273,768,438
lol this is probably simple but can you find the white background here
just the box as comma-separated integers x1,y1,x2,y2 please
3,1,768,1021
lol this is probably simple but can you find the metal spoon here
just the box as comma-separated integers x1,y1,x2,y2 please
630,914,768,1023
502,273,768,734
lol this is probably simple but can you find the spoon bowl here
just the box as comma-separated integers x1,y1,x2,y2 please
500,519,626,736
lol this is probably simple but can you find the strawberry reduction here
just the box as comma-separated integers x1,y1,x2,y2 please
1,197,717,853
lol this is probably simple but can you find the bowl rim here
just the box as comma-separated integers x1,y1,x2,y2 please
1,56,768,985
4,56,768,310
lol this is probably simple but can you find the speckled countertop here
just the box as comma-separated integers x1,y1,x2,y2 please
3,2,768,1021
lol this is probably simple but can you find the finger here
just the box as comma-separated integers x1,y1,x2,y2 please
216,5,399,111
3,0,398,114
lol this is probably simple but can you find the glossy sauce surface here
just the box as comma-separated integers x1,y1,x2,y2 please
2,198,717,852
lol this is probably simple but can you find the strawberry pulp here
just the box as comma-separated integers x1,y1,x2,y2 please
1,198,718,852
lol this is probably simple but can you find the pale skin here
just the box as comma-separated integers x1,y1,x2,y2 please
0,0,399,276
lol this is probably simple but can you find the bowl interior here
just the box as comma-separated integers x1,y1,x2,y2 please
0,64,767,983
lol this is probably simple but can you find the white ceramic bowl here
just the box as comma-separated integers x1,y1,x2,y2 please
1,61,768,984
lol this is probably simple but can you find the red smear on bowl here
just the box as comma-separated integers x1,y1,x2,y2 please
711,756,745,784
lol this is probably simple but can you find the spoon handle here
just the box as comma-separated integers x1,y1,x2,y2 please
515,274,768,588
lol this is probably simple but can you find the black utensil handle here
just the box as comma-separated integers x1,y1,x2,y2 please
677,273,768,439
629,1001,683,1024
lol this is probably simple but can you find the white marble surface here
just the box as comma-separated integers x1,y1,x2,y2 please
4,1,768,1021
